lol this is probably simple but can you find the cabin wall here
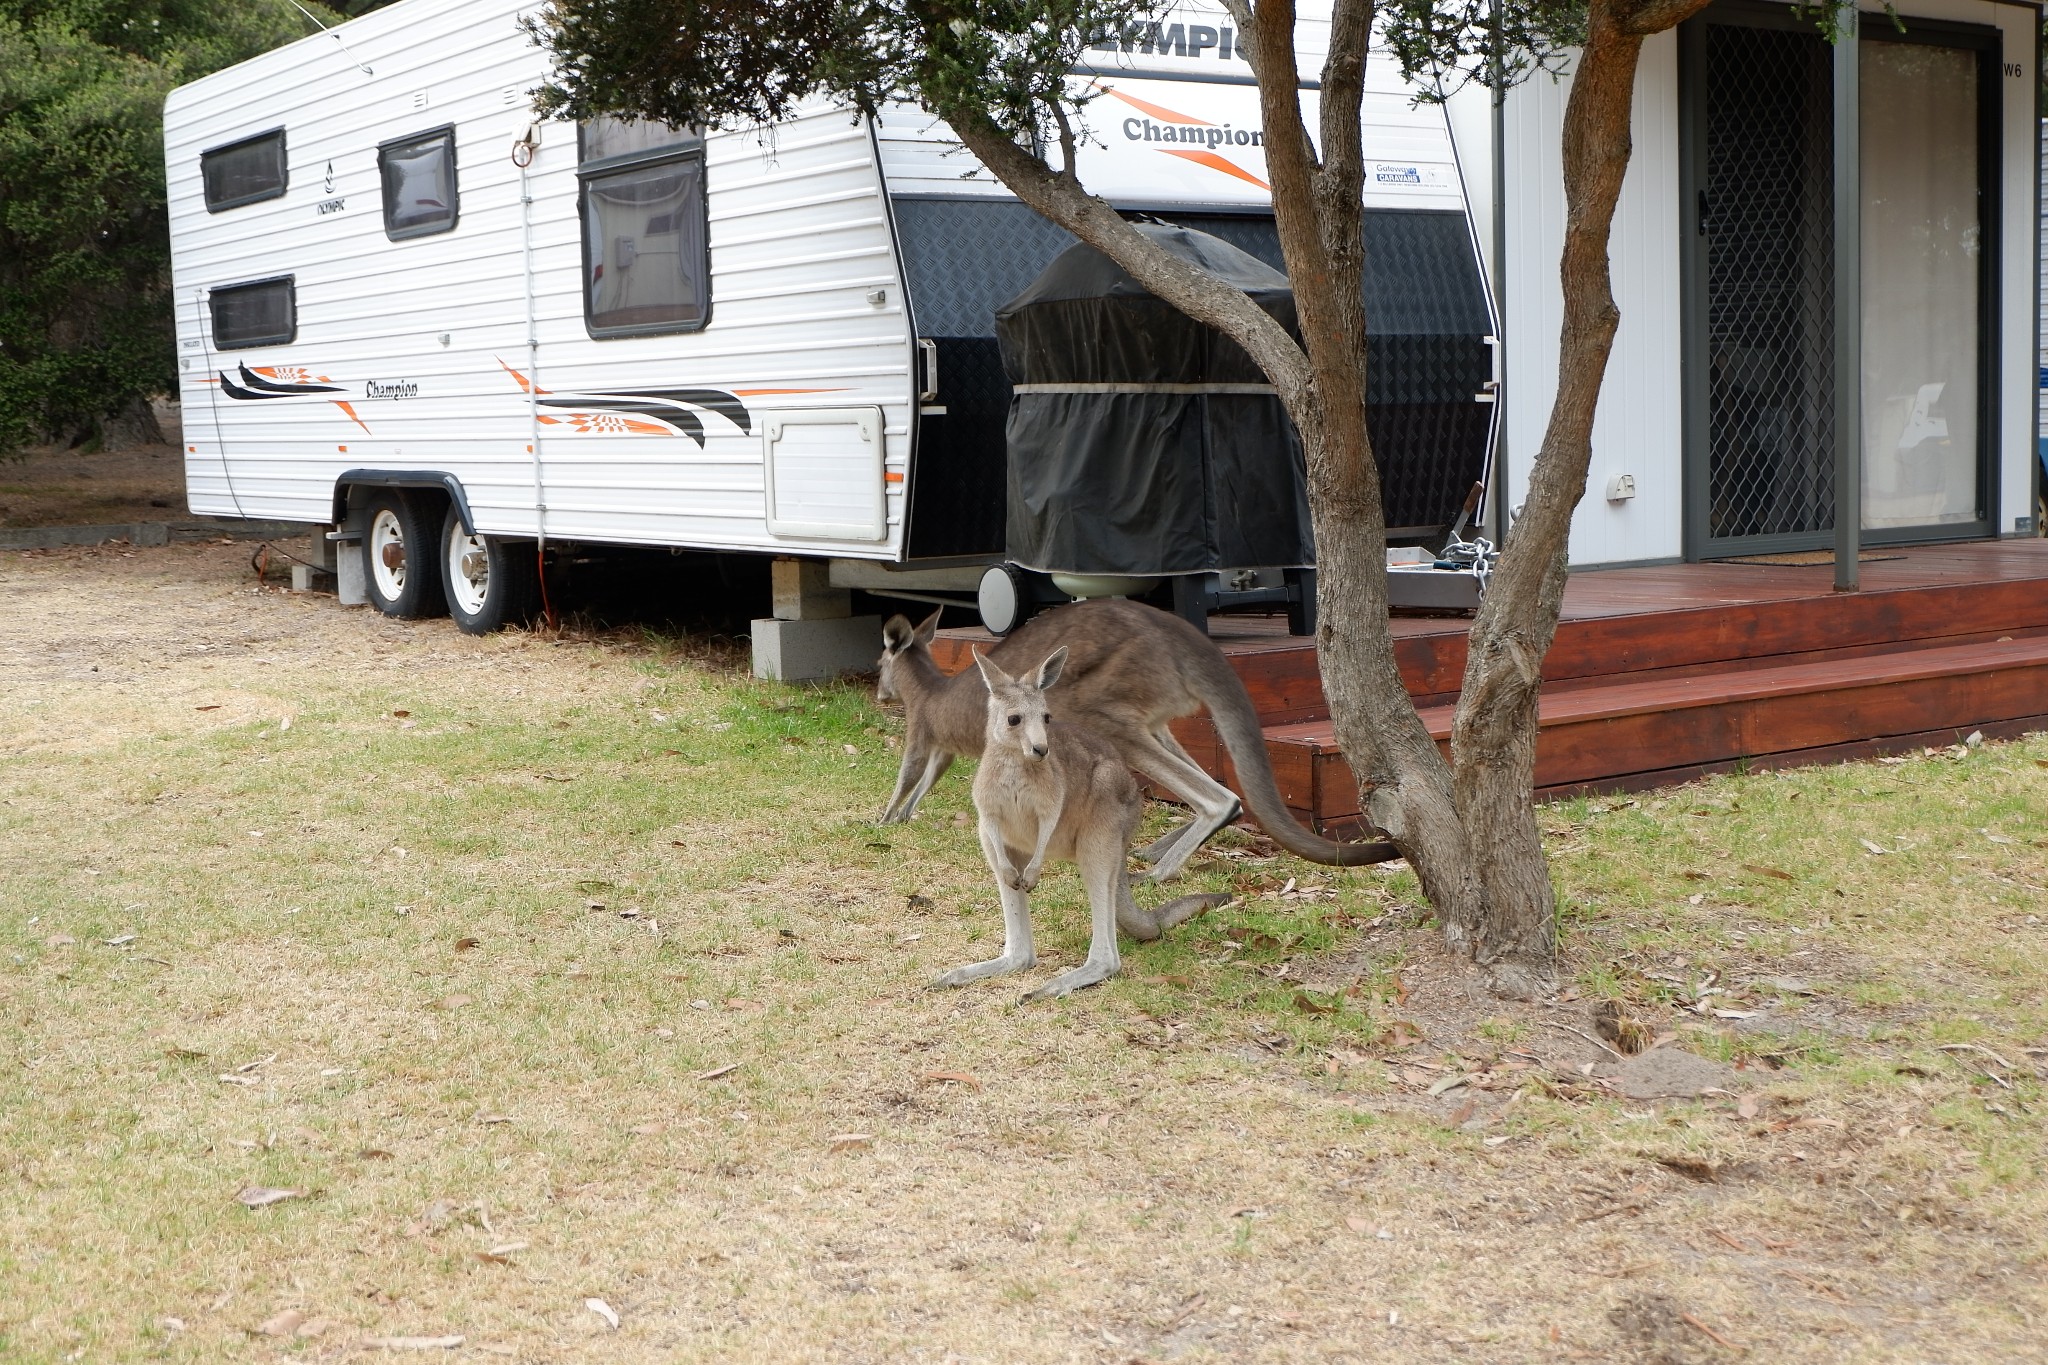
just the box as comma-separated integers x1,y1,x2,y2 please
1499,31,1685,568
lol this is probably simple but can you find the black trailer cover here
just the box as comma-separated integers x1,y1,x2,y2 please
994,224,1315,576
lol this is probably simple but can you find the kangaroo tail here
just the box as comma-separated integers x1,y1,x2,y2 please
1185,644,1402,868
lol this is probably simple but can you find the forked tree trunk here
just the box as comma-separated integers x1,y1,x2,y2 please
943,0,1711,998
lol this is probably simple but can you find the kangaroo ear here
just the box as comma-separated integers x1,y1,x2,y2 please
913,607,942,646
972,647,1010,692
1035,645,1069,692
881,615,913,654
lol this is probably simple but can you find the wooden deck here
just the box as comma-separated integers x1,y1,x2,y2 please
931,540,2048,832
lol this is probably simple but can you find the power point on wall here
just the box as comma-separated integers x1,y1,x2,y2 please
1605,473,1637,502
2017,515,2036,534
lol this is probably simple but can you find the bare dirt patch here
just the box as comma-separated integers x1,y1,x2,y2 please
1,407,187,527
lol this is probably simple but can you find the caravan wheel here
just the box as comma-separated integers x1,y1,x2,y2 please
977,563,1038,636
442,507,538,635
362,490,447,619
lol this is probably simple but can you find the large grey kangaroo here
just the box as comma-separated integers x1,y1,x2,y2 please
934,646,1226,1001
875,599,1397,880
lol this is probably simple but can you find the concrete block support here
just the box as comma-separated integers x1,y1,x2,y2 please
771,557,851,620
753,557,876,681
751,614,883,682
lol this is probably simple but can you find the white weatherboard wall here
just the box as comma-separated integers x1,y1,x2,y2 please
1498,32,1684,568
1497,2,2038,566
165,0,917,560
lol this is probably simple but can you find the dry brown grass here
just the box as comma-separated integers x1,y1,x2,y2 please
2,542,2044,1363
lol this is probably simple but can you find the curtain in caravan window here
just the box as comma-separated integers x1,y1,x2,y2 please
379,128,458,239
584,158,706,332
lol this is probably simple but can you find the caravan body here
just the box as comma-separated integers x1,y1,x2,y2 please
164,0,1492,664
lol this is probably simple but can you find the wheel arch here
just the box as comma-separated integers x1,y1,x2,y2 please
334,470,474,535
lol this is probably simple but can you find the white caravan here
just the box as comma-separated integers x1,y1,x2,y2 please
164,0,1491,675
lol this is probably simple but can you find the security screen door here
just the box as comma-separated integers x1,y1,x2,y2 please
1680,4,1996,557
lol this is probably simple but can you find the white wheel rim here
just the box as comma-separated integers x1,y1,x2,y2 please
978,565,1020,635
446,524,489,616
369,508,408,600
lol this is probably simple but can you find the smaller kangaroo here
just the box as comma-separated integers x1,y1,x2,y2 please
934,645,1228,1001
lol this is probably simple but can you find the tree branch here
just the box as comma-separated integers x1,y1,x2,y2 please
944,108,1313,403
1319,0,1375,192
1619,0,1716,34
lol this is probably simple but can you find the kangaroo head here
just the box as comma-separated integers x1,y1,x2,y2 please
875,607,941,702
974,646,1067,762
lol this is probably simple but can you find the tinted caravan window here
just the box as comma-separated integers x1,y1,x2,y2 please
578,117,708,335
379,126,458,239
202,129,288,211
209,277,296,348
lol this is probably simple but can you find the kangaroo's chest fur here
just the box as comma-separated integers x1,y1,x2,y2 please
973,722,1138,866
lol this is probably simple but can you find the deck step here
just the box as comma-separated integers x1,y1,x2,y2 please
1253,634,2048,825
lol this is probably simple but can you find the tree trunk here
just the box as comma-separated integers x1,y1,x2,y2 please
1447,0,1711,997
1237,0,1489,947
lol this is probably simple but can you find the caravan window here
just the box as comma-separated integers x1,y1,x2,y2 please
209,277,296,349
378,126,459,239
578,117,708,336
202,129,288,211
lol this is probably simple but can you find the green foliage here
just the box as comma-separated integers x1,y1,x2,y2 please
0,1,350,453
529,0,1160,160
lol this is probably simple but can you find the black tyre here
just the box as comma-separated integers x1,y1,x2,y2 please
361,489,448,618
441,505,538,635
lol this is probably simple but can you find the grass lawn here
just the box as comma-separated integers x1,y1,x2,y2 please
1,542,2044,1362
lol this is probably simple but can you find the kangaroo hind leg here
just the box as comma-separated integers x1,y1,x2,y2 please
1025,826,1124,1001
1127,729,1243,883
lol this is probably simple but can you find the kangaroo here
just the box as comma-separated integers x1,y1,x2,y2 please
935,646,1228,1001
875,599,1397,880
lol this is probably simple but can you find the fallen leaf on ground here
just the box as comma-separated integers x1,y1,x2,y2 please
1345,1216,1373,1233
432,993,473,1010
358,1148,394,1160
488,1241,529,1257
1858,839,1888,855
257,1309,306,1337
45,934,77,947
1292,991,1338,1015
454,937,480,952
724,998,763,1011
1654,1155,1722,1182
827,1133,874,1152
164,1047,206,1060
361,1335,464,1350
475,1114,512,1125
695,1064,740,1081
920,1070,982,1090
585,1299,620,1329
104,934,137,946
235,1186,304,1208
1737,1094,1760,1120
1742,863,1795,881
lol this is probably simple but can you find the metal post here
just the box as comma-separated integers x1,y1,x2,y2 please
1488,0,1510,544
1831,6,1861,592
